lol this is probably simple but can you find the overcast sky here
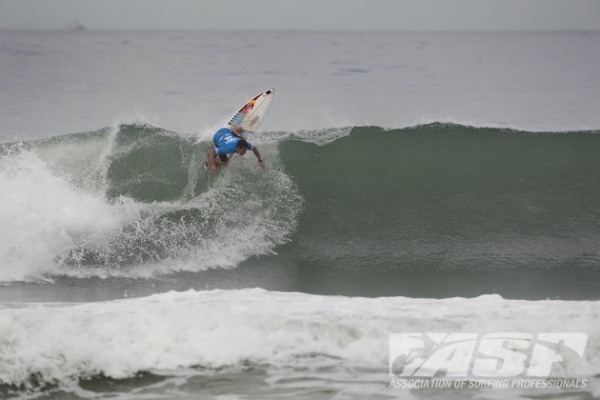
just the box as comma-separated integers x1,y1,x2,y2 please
1,0,599,31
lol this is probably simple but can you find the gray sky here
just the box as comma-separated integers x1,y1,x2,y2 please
1,0,599,31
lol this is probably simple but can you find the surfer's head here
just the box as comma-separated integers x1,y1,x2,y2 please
236,139,249,155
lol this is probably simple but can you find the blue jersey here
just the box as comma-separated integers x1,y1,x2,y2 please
212,128,254,156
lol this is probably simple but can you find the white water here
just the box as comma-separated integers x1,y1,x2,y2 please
0,148,137,281
0,137,302,282
1,289,598,389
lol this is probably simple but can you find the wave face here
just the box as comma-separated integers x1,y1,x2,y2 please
277,124,600,298
0,122,599,298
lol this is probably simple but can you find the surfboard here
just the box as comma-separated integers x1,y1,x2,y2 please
227,88,275,135
195,88,275,146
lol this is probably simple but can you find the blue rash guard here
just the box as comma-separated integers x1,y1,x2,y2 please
212,128,254,157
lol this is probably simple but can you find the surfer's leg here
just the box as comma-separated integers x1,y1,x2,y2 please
217,154,229,165
206,154,229,168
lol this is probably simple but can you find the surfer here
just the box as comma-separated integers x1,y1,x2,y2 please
206,126,265,174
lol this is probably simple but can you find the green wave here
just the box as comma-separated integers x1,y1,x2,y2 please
2,122,599,289
274,123,600,298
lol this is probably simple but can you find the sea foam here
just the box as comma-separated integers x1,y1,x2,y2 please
0,289,597,388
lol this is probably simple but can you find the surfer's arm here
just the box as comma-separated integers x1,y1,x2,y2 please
252,147,265,170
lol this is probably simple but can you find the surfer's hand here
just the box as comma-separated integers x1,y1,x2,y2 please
209,164,217,174
258,160,265,170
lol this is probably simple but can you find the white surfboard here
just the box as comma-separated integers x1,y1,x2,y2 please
195,88,275,146
227,88,275,135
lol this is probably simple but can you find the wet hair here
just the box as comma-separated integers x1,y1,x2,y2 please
236,139,249,150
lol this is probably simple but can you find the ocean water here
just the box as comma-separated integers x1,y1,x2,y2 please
0,30,599,399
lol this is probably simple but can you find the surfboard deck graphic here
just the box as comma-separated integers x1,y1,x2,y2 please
227,88,275,134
